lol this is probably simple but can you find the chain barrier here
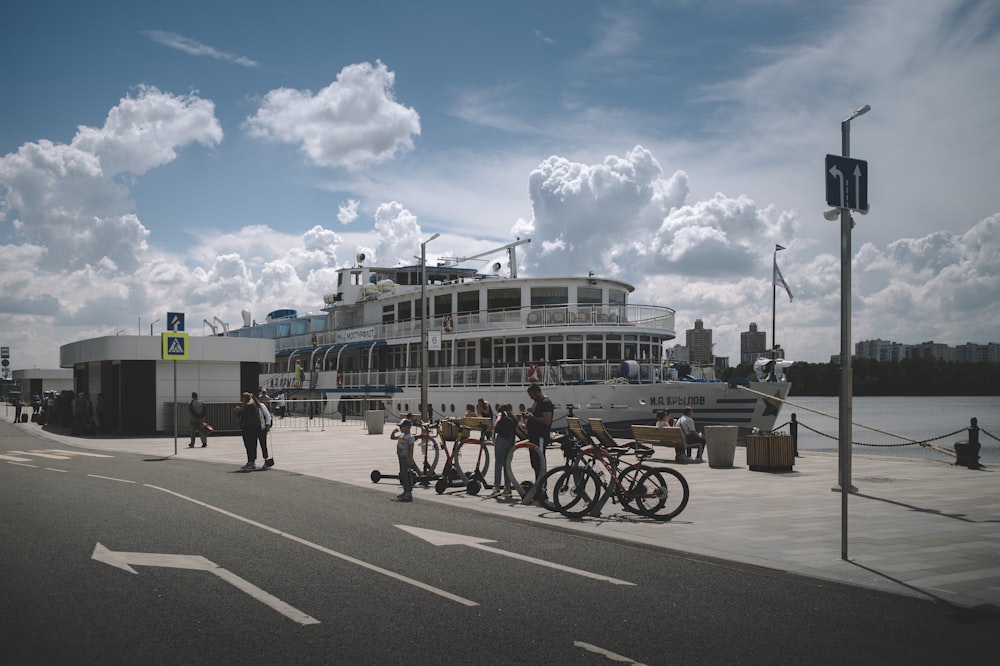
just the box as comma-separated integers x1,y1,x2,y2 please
980,427,999,444
794,420,966,449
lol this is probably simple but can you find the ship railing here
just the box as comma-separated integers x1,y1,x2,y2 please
262,360,665,392
270,303,675,355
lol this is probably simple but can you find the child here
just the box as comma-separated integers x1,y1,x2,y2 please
391,418,415,502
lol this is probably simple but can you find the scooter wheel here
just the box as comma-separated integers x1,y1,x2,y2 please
466,480,482,495
435,478,448,494
370,470,381,483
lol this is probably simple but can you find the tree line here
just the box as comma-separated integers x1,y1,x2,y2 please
721,358,1000,396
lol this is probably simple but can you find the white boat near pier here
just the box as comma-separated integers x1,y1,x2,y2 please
235,241,790,432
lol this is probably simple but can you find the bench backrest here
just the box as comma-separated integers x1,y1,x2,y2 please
588,418,621,448
631,424,685,448
566,417,596,447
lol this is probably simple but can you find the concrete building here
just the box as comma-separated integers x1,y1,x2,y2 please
740,322,767,365
12,368,74,398
685,319,713,364
60,335,275,435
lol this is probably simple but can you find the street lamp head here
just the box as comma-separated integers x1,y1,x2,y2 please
845,104,871,122
423,232,440,246
823,208,841,221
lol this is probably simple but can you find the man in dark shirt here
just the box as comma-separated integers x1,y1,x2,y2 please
523,383,554,501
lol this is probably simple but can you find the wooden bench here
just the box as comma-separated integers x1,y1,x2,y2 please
631,425,685,452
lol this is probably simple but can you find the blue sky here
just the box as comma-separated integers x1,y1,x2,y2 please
2,0,999,371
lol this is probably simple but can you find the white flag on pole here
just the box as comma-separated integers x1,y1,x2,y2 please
773,260,793,302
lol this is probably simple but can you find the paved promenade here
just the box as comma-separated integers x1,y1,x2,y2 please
4,411,998,611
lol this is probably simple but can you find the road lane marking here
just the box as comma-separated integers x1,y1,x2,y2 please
49,450,114,457
0,454,33,462
397,525,635,586
144,484,478,607
575,641,648,665
92,543,319,625
88,474,136,484
6,462,38,468
44,467,68,473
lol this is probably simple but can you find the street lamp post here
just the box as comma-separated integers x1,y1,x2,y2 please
150,319,160,336
836,103,869,560
419,233,440,423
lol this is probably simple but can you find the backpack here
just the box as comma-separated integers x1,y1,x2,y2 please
495,411,517,438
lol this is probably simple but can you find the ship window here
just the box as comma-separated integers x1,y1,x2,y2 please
577,287,601,305
456,339,476,366
587,342,602,359
531,286,567,307
383,305,394,324
457,290,479,314
567,342,583,359
609,289,625,305
434,294,452,317
488,288,521,311
399,301,411,321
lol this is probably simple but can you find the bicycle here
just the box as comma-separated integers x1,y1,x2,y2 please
447,420,492,494
434,418,489,495
541,438,689,521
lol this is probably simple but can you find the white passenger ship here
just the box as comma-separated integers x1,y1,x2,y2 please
238,241,791,433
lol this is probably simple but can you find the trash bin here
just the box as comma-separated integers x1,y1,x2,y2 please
365,410,385,435
704,425,738,468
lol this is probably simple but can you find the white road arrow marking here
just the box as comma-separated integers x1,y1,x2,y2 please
396,525,635,586
92,543,320,625
9,450,71,459
0,454,33,462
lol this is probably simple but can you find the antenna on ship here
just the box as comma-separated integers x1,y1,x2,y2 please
437,238,531,278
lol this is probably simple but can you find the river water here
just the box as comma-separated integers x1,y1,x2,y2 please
773,395,1000,465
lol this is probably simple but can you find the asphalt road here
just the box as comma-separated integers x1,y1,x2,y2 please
0,421,994,665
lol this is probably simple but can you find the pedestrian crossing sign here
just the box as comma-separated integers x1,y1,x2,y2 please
161,331,189,360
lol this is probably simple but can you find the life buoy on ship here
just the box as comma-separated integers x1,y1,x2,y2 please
337,371,344,388
443,315,454,332
528,364,542,382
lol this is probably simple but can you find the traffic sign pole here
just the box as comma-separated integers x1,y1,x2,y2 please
833,104,869,562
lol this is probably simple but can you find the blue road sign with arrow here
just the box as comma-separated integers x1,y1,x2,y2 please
825,154,869,213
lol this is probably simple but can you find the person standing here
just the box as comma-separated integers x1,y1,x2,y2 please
188,392,208,448
392,418,415,502
13,394,23,423
677,406,706,463
522,384,554,501
489,404,517,498
257,397,274,469
477,397,494,441
236,392,263,471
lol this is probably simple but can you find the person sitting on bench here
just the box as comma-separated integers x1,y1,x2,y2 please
676,406,706,463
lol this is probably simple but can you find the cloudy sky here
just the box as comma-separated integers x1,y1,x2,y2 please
2,0,998,372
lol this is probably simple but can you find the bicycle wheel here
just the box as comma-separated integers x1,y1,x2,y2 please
551,466,603,519
626,466,689,521
534,467,569,512
416,435,440,474
452,437,491,481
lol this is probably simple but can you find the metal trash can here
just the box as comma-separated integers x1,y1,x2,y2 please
365,410,385,435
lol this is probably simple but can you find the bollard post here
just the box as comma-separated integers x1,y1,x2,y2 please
954,417,982,470
790,413,799,457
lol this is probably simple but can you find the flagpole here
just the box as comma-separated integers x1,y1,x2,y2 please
771,248,778,360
